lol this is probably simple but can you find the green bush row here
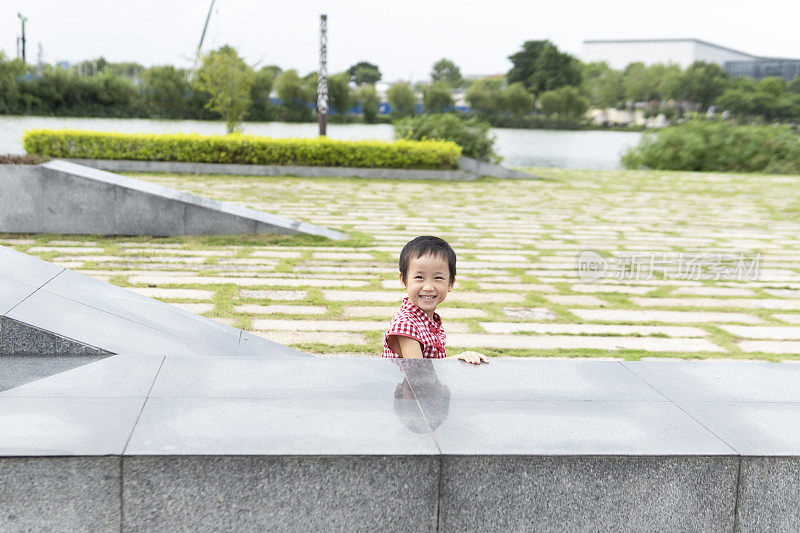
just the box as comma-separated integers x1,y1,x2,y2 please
22,130,462,169
622,120,800,174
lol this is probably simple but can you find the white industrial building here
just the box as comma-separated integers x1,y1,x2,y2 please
582,39,756,69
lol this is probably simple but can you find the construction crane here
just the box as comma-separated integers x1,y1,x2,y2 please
188,0,216,82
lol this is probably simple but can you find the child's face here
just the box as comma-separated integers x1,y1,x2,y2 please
401,253,453,318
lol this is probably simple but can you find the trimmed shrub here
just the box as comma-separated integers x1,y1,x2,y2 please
622,120,800,174
394,113,499,163
22,129,462,170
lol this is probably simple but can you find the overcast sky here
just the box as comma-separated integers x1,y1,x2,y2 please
2,0,799,81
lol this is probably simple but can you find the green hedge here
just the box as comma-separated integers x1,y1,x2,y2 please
622,120,800,174
22,129,462,170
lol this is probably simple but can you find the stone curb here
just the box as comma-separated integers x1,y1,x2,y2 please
64,157,540,181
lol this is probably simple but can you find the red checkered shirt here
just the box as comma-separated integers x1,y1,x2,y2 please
383,297,446,358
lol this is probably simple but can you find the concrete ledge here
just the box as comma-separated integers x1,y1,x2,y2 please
67,158,478,181
0,457,120,532
64,157,540,180
122,456,439,531
0,160,347,239
0,453,753,531
2,356,800,529
737,457,800,531
440,455,738,531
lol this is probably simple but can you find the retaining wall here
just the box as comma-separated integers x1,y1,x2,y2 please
0,160,346,239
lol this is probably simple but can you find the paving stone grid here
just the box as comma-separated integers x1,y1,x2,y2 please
4,167,800,360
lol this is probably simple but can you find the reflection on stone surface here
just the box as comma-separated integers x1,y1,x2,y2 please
395,359,450,434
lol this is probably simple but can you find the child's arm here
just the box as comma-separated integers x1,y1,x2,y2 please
391,335,424,358
448,351,489,365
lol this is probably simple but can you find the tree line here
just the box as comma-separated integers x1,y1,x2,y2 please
2,41,799,130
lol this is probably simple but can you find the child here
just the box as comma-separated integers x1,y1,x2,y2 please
383,236,488,365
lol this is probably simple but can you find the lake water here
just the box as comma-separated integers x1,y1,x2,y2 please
0,116,643,169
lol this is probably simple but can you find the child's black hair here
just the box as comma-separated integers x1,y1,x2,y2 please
399,236,456,284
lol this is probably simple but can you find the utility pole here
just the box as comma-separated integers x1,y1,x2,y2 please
189,0,216,82
318,14,328,136
17,13,28,63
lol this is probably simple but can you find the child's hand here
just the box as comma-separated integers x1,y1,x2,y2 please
453,351,489,365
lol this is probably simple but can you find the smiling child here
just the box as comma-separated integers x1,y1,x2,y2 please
383,236,488,364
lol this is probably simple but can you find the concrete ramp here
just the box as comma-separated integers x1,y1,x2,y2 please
0,160,346,239
0,245,309,357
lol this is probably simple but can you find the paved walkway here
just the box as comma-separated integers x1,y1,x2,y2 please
4,167,800,360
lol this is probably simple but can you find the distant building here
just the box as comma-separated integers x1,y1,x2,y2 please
582,38,755,69
725,59,800,81
582,38,800,81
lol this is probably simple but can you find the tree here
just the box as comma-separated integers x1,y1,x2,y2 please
262,65,282,78
716,84,754,117
422,82,453,113
248,66,278,121
581,61,610,107
347,61,381,85
355,84,379,123
142,65,189,118
95,73,140,117
327,72,352,115
465,78,503,115
194,45,254,133
276,69,313,121
0,53,25,114
622,62,660,102
750,77,790,120
789,76,800,94
500,82,535,114
387,82,417,117
596,69,625,108
104,61,144,78
507,40,581,97
431,58,462,87
673,61,729,110
539,86,588,122
657,64,684,101
508,41,546,92
715,76,800,122
76,56,109,76
619,62,680,104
